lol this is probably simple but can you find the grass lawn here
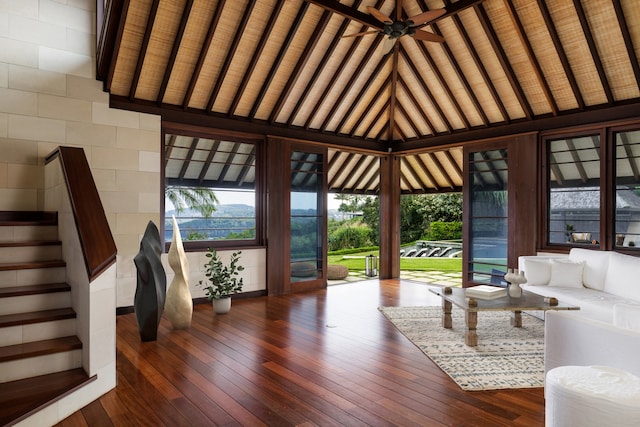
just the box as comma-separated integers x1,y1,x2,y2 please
328,251,462,272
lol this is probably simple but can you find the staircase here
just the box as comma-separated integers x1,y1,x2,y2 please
0,211,93,426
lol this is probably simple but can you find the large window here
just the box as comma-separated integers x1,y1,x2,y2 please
163,126,263,249
547,134,601,246
543,124,640,252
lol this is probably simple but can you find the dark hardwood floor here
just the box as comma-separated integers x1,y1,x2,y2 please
57,280,544,426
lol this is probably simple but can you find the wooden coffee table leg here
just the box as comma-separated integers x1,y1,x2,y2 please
442,299,452,328
510,310,522,327
465,310,478,346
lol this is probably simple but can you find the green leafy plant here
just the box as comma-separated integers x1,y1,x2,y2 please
197,248,244,300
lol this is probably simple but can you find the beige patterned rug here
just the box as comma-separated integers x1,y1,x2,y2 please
379,306,545,391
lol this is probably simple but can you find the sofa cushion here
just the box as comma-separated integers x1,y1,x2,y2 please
549,259,584,288
604,252,640,302
569,248,610,291
614,303,640,333
522,258,551,285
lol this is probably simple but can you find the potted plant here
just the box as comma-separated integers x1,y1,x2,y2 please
197,248,244,314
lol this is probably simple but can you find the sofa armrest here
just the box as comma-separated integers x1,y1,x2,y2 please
545,311,640,377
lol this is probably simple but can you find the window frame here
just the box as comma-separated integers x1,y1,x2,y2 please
540,122,640,253
161,123,265,252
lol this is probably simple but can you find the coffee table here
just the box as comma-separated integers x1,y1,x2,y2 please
429,286,580,346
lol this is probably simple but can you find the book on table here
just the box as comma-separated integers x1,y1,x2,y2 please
464,285,507,299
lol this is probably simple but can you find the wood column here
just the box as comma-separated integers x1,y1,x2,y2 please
379,155,401,279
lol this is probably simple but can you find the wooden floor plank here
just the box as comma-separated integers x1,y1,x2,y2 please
56,280,545,426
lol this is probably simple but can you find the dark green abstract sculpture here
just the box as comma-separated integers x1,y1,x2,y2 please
133,221,166,341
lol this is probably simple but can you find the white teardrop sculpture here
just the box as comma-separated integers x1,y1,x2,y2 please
165,216,193,329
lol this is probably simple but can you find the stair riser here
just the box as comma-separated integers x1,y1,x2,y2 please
0,245,62,263
0,267,66,289
0,319,76,347
0,225,58,242
0,350,82,383
0,293,71,316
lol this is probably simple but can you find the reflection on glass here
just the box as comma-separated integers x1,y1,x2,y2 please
615,130,640,248
547,136,600,245
469,149,508,285
290,151,323,281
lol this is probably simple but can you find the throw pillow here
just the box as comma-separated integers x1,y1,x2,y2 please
613,304,640,333
548,259,584,288
523,258,551,285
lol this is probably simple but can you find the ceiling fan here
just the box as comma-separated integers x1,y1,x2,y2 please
342,1,446,53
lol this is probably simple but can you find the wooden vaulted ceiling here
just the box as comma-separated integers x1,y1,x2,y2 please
97,0,640,194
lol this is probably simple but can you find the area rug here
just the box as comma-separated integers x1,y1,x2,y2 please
378,306,544,391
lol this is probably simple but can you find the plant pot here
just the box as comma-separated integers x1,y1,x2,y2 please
212,297,232,314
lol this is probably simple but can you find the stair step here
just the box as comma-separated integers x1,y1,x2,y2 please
0,368,93,427
0,211,57,226
0,240,61,247
0,260,66,271
0,283,70,298
0,308,76,328
0,336,81,363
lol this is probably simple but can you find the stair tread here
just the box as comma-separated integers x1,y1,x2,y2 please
0,283,70,298
0,240,61,248
0,336,82,363
0,308,76,328
0,260,66,271
0,368,92,426
0,211,57,226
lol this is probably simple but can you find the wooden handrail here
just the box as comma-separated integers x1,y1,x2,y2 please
46,147,117,281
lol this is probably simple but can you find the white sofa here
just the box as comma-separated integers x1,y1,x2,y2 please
517,248,640,376
518,248,640,323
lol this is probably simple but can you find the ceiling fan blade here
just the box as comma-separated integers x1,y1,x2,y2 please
342,29,379,38
383,37,397,54
411,30,445,43
407,8,446,26
367,6,392,24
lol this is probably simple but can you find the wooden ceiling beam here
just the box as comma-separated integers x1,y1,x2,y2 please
216,142,241,185
329,153,356,187
536,0,584,111
475,3,533,120
96,0,129,91
349,75,391,137
612,0,640,93
228,1,285,117
402,157,430,191
416,1,489,126
341,155,377,192
388,43,400,141
503,0,558,116
319,35,385,131
337,154,368,191
304,0,383,30
335,53,392,134
286,0,364,126
443,149,463,182
157,0,193,107
396,100,421,138
206,0,256,112
413,155,440,190
269,10,333,123
397,77,435,135
164,133,177,169
572,0,613,104
413,40,471,130
248,2,310,120
427,152,456,189
129,0,159,101
400,48,453,133
450,9,509,122
182,0,227,110
304,0,386,130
